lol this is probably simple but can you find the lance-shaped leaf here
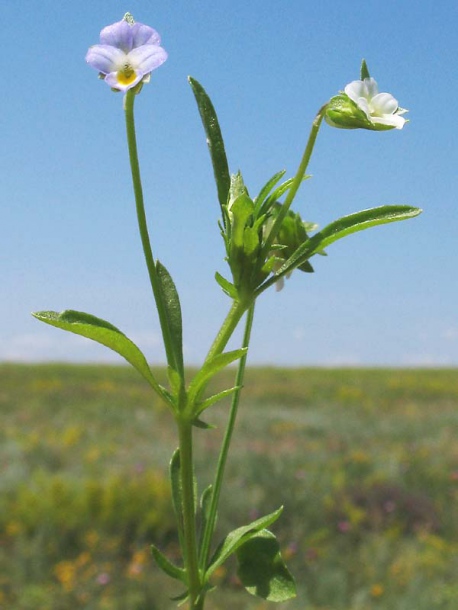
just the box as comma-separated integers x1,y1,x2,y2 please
156,261,184,380
195,385,240,415
151,544,186,584
205,507,283,579
187,349,247,407
236,529,296,602
32,310,173,407
170,449,185,550
215,272,238,299
254,170,286,214
259,205,422,292
189,77,230,215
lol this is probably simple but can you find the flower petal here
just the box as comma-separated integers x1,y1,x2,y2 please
131,23,162,47
372,114,407,129
128,45,168,73
104,70,144,91
371,92,399,116
345,80,368,103
85,44,126,74
364,77,379,99
100,20,133,53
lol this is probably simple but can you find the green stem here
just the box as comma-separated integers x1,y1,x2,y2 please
124,90,183,377
198,303,255,573
177,417,202,607
204,298,249,363
261,104,327,259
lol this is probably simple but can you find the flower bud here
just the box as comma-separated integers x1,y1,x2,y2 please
325,94,375,130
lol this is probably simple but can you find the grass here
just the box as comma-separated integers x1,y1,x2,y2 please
1,364,458,609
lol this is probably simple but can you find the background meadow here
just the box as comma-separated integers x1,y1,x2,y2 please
2,364,457,609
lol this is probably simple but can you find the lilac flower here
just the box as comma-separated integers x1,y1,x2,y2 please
86,13,167,92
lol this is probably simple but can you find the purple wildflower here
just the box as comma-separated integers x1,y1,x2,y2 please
86,13,167,92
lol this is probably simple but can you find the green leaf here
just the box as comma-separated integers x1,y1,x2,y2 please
205,507,283,579
236,530,296,602
270,205,422,283
151,544,186,584
187,349,247,406
31,310,173,407
260,174,310,218
156,261,184,379
198,485,214,549
170,590,189,604
192,417,216,430
215,272,238,299
360,59,370,80
170,449,185,548
254,170,287,215
195,386,240,415
189,77,230,214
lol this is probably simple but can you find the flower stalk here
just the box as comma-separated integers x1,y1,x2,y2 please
124,89,182,376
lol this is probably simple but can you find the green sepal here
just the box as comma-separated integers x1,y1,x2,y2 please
215,272,238,299
325,94,375,130
262,205,422,290
360,59,370,80
151,544,187,584
230,193,255,250
269,205,315,273
195,386,241,415
205,506,283,579
31,310,173,408
236,529,297,602
188,77,230,216
228,171,249,205
187,349,247,407
156,261,184,379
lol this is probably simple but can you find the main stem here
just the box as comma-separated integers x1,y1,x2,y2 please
177,417,202,607
124,90,181,376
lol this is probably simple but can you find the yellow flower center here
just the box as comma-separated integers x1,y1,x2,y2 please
117,62,137,86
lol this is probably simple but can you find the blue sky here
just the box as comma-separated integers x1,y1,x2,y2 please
2,0,457,366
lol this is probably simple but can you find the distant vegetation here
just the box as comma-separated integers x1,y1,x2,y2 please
1,364,457,609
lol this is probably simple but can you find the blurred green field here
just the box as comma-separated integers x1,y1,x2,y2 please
1,364,458,609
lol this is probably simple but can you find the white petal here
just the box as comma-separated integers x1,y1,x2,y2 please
372,114,407,129
345,80,367,103
371,92,399,116
104,70,143,91
355,97,371,119
364,77,379,99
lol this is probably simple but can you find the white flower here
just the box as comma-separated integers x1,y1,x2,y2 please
344,77,407,130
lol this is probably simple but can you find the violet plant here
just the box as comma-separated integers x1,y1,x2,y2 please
33,13,421,609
